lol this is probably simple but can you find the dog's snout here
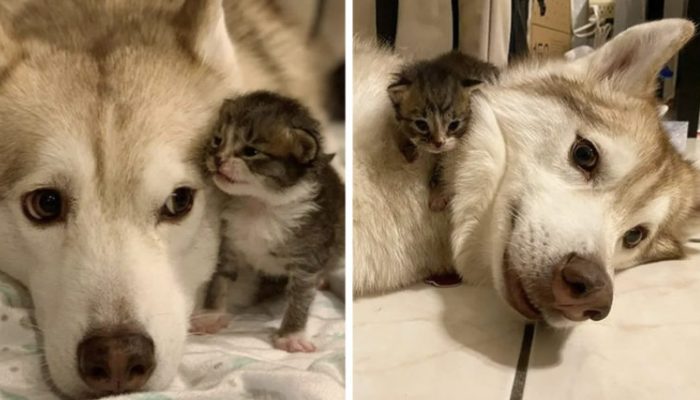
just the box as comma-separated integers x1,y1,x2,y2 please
551,255,613,322
77,330,155,395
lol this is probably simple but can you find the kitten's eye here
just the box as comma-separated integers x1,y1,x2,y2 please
448,120,461,131
242,146,259,157
570,138,598,174
211,135,223,148
622,226,648,249
22,189,67,224
413,120,429,132
160,187,195,222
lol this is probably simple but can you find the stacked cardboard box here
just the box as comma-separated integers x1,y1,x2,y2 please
530,0,572,56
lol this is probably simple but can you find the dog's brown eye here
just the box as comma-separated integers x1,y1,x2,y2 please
23,189,67,224
448,120,460,131
242,146,259,157
623,226,647,249
160,187,195,221
211,135,223,148
571,138,598,173
414,120,429,132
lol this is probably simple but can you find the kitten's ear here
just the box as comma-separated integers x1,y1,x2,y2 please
174,0,237,74
387,75,412,105
290,128,320,164
461,78,482,88
318,153,336,166
571,19,694,98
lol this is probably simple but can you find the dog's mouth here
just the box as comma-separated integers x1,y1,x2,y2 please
501,202,542,320
503,252,542,320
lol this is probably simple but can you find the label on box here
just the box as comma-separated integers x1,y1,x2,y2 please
530,24,572,56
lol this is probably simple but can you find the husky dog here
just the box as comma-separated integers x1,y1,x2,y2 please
0,0,323,398
354,20,699,327
196,91,344,353
387,51,498,210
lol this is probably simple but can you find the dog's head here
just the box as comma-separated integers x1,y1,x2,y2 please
0,0,238,397
453,19,699,327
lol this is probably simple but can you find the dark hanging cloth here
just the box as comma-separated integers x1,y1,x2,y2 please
509,0,531,60
375,0,400,48
451,0,460,50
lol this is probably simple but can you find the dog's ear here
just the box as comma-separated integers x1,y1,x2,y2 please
0,21,18,70
693,161,700,212
174,0,237,74
387,74,412,106
572,19,694,98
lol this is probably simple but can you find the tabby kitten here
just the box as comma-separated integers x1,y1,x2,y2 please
387,51,498,211
193,91,344,353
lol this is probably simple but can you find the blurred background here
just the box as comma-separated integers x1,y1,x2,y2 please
354,0,699,141
276,0,346,121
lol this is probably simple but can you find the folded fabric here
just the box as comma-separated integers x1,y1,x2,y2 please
0,276,345,400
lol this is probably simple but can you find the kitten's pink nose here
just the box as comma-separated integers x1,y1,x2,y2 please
217,162,237,180
433,140,445,148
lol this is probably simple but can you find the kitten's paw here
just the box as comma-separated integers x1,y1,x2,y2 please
429,191,451,211
273,332,317,353
189,312,232,335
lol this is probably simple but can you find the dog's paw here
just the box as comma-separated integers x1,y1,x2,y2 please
272,332,317,353
429,191,451,211
189,312,231,335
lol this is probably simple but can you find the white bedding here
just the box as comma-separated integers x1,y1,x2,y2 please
0,279,345,400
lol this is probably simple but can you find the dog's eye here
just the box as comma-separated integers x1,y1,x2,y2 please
623,226,648,249
22,189,67,224
448,120,461,132
211,135,223,149
242,146,259,158
160,187,195,222
413,120,429,132
571,138,599,174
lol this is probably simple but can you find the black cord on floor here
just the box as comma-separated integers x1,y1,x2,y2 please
510,323,535,400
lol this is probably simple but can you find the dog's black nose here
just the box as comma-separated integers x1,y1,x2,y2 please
77,330,155,395
551,255,613,321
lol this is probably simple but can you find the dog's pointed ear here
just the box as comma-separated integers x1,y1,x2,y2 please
0,22,18,69
290,128,320,164
174,0,236,73
573,19,694,98
387,75,412,105
693,161,700,212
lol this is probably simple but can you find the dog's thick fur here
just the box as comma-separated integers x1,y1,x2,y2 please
354,20,700,327
0,0,323,397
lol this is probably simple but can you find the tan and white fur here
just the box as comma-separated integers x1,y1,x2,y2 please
354,20,700,327
0,0,323,398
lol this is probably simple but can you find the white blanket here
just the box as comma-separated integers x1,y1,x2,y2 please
0,279,345,400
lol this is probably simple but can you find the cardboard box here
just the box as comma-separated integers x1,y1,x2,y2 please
531,0,572,33
529,0,572,56
530,24,572,56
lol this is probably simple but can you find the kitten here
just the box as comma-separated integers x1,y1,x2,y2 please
194,91,344,353
387,51,498,211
